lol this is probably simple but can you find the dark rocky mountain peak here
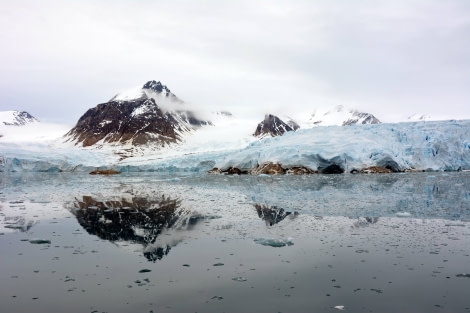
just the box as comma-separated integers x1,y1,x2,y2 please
143,80,172,96
66,98,184,147
253,114,294,137
65,80,211,148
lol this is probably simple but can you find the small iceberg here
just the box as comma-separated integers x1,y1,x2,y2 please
396,212,412,217
29,239,51,244
232,277,247,282
254,238,294,247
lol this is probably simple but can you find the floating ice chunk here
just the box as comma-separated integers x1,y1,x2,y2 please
334,305,345,310
232,277,247,282
29,239,51,244
254,237,294,247
396,212,412,217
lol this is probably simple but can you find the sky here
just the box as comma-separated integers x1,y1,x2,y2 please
0,0,469,124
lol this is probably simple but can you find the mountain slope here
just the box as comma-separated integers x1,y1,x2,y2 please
0,110,39,126
254,114,294,137
65,81,210,148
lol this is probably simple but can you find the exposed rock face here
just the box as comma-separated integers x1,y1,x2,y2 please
143,80,175,97
65,81,210,147
207,167,222,174
209,162,316,175
0,110,39,126
89,169,121,175
250,162,285,175
66,98,184,147
360,166,393,174
253,114,294,137
285,166,315,175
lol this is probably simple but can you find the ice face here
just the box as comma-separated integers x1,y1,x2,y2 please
216,119,470,172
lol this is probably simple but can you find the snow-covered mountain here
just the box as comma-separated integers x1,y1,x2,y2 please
0,110,39,126
65,80,211,148
253,114,295,137
307,105,380,127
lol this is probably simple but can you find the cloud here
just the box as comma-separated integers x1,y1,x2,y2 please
0,0,469,123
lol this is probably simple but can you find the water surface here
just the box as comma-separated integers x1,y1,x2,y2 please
1,172,469,312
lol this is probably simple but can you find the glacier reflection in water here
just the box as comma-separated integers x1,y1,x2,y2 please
179,172,470,220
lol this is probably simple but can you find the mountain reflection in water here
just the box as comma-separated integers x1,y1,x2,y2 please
71,195,203,262
255,204,299,226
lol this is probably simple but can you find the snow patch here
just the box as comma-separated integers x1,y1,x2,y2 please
109,86,146,102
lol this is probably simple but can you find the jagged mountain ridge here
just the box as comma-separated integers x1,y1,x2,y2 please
65,81,210,147
0,110,39,126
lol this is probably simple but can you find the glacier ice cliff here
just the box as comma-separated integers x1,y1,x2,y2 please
1,120,469,173
216,120,470,173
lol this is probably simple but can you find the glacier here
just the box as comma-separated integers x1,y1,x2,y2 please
1,119,469,172
216,119,470,173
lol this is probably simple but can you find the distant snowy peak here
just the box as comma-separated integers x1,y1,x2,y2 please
309,105,380,127
0,110,39,126
343,111,380,126
407,114,432,122
254,114,294,137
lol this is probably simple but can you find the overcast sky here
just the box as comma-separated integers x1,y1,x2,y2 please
0,0,469,124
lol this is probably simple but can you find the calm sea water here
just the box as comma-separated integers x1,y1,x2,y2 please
1,172,469,313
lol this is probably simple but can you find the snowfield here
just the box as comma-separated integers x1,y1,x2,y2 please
1,119,469,173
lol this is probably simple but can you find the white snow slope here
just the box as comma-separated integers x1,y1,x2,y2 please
305,105,379,127
1,119,469,172
0,110,39,126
